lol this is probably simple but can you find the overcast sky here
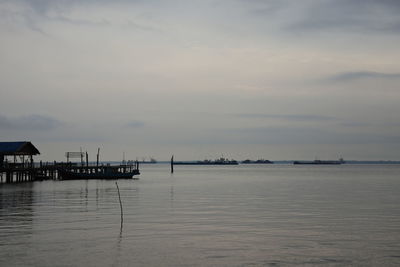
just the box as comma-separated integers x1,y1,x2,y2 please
1,0,400,161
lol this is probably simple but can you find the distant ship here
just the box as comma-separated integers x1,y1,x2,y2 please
293,158,345,165
140,157,158,164
174,157,239,165
241,159,273,164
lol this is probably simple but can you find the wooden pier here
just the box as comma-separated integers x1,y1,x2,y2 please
0,142,140,184
0,161,140,183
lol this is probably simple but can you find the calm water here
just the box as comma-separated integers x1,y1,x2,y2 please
1,164,400,266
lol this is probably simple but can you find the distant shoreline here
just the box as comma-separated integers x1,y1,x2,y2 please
53,160,400,165
105,160,400,165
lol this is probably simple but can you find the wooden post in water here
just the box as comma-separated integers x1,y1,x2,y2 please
96,148,100,167
80,147,84,167
171,155,174,173
86,152,89,173
53,161,56,179
96,148,100,173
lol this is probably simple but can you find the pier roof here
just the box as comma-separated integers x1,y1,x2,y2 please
0,142,40,156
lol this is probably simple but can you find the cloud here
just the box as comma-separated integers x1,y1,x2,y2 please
245,0,400,35
325,71,400,83
291,0,400,34
221,126,400,145
5,0,136,14
243,0,289,15
234,113,337,122
5,0,400,35
124,121,145,128
0,2,50,34
0,0,158,34
7,0,400,39
48,14,111,27
0,114,62,131
339,121,372,128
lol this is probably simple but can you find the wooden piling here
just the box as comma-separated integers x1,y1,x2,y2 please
86,152,89,171
97,148,100,168
171,155,174,173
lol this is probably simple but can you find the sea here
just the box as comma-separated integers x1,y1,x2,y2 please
1,164,400,266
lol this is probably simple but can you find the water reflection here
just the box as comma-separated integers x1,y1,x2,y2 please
170,177,175,210
0,183,34,226
113,219,124,267
0,183,34,254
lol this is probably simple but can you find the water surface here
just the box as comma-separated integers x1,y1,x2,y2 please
1,164,400,266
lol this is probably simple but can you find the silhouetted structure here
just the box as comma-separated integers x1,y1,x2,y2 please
0,141,40,183
0,142,140,183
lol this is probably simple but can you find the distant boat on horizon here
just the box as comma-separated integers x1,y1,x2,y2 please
174,157,239,165
241,159,273,164
140,157,157,164
293,158,345,165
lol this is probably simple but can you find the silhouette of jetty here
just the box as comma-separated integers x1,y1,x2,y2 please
0,141,140,183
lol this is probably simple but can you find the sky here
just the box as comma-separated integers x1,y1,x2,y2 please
1,0,400,161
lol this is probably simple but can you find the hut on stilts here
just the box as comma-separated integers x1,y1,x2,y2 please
0,141,40,183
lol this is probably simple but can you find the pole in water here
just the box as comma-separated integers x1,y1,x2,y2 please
171,155,174,173
96,148,100,167
115,182,123,227
80,147,83,166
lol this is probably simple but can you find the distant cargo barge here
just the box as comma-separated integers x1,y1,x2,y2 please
241,159,273,164
174,157,238,165
293,158,345,165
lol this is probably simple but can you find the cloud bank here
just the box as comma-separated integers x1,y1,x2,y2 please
0,114,62,131
326,71,400,83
